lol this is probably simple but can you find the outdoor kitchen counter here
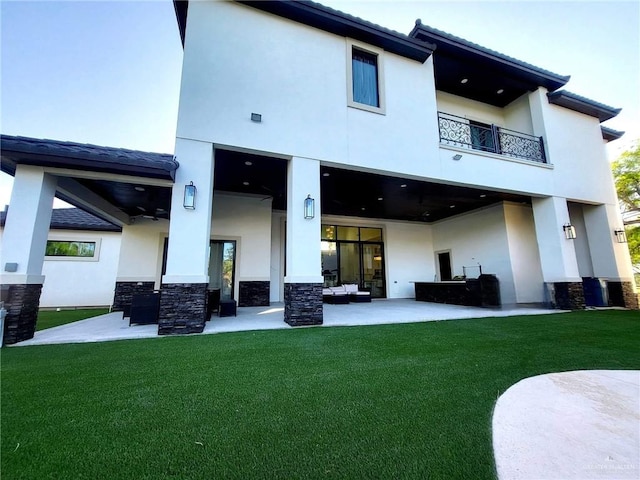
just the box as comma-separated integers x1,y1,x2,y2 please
413,281,468,306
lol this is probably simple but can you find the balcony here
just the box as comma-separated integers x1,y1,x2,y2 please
438,112,547,164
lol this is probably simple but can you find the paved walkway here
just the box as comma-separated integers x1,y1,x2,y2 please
493,370,640,480
13,299,557,346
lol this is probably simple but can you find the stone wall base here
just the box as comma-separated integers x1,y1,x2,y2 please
238,281,270,307
1,283,42,345
112,281,156,317
607,281,639,310
548,282,585,310
158,283,208,335
284,283,323,326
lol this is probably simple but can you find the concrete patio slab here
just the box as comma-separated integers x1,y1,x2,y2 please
12,299,560,346
493,370,640,480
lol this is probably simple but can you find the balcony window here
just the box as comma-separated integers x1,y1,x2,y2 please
438,112,547,163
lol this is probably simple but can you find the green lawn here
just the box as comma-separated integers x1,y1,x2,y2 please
36,308,110,331
2,310,639,479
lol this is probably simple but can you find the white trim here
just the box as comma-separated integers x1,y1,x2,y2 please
346,38,386,115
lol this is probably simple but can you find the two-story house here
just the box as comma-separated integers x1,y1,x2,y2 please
1,0,635,344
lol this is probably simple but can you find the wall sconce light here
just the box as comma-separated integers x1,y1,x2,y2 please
614,228,627,243
251,113,262,123
563,223,576,240
452,154,463,161
183,181,196,210
304,194,315,219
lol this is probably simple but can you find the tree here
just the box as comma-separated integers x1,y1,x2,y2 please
612,140,640,265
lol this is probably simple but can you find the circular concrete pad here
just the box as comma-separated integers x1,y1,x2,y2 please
493,370,639,479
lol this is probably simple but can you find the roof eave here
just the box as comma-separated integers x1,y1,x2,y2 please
238,1,434,62
601,126,625,142
547,91,621,122
410,23,569,91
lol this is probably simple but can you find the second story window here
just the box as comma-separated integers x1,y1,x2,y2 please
352,48,379,107
347,40,385,114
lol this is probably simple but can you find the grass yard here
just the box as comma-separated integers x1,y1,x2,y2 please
36,308,110,331
2,310,639,479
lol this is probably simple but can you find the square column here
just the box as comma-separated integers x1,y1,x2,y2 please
284,157,323,326
583,203,638,308
532,196,584,309
1,165,56,344
158,138,214,335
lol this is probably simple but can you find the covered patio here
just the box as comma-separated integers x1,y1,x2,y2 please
12,299,560,346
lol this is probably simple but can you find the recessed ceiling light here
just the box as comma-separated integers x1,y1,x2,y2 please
156,208,166,213
137,206,146,212
243,181,250,186
480,194,487,198
361,207,366,211
134,186,145,192
449,205,455,208
377,197,383,201
497,89,504,94
400,184,407,188
461,78,468,84
244,161,253,166
323,172,330,177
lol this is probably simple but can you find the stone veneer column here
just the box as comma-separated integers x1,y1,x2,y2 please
112,281,156,316
284,157,323,326
549,282,585,310
284,283,323,326
607,281,639,310
2,284,42,345
238,281,270,307
1,165,56,345
532,197,583,310
158,283,208,335
159,138,214,335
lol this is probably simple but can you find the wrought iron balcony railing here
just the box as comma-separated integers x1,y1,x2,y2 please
437,112,547,164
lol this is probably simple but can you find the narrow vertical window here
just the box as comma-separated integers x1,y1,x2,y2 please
352,48,379,107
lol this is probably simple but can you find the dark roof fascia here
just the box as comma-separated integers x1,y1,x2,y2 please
174,0,188,47
235,1,435,62
409,22,570,92
601,126,625,142
0,135,178,181
0,208,122,232
547,91,621,122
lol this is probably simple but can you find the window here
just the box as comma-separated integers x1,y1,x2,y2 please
347,40,385,114
469,120,496,152
45,240,96,258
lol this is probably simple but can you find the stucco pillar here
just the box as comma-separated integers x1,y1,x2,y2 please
1,165,56,344
158,138,214,334
532,196,584,309
582,203,638,308
284,157,323,326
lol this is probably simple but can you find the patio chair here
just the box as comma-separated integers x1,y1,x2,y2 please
129,291,161,325
343,284,371,303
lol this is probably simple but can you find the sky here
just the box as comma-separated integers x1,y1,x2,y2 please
1,0,639,209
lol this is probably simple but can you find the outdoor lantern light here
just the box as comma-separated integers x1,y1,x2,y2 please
563,223,576,240
614,228,627,243
183,181,196,210
304,194,315,219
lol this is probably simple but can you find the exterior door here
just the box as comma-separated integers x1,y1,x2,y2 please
209,240,236,300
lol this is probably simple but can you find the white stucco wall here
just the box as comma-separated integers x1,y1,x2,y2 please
116,219,169,287
212,193,272,286
0,228,121,308
436,91,507,127
432,204,517,306
176,0,440,177
504,202,545,304
384,221,434,298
